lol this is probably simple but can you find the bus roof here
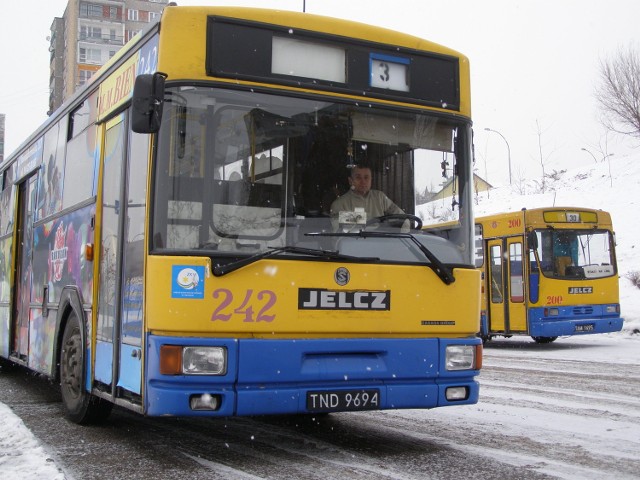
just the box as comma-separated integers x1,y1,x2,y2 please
3,5,472,168
476,208,613,236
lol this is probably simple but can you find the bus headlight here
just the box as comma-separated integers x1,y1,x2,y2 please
445,345,476,371
183,346,227,374
160,345,227,375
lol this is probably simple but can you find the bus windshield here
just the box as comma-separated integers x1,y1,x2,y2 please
151,86,472,265
533,229,615,279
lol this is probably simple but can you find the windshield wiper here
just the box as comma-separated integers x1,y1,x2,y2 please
308,231,455,285
212,245,379,277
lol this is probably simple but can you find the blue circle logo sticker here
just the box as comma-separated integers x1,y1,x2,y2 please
172,265,205,298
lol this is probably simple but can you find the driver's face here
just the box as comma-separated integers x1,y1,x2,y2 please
349,167,372,196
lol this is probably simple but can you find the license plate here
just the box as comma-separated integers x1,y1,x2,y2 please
575,323,595,332
306,389,380,412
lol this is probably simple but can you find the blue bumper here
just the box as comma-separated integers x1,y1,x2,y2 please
529,305,623,337
145,336,480,417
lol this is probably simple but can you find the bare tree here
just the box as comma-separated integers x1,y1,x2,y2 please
595,44,640,139
594,131,614,161
512,165,528,195
534,119,548,192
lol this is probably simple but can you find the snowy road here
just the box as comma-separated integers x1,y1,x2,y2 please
1,334,639,479
397,336,640,479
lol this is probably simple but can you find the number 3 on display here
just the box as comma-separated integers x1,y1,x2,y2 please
378,62,390,82
369,54,409,92
211,288,276,323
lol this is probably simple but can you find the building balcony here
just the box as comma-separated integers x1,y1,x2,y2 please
78,34,125,46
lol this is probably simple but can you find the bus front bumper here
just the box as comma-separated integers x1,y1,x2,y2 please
529,305,624,337
144,336,481,417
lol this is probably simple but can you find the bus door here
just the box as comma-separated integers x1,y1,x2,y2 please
486,237,527,334
96,112,147,400
506,238,526,332
487,240,506,332
11,175,37,361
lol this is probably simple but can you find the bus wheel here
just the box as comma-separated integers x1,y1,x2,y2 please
60,313,113,424
531,336,558,344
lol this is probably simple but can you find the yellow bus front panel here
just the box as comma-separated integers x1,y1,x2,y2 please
146,256,480,337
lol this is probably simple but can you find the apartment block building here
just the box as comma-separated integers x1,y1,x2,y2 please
0,114,4,164
48,0,169,115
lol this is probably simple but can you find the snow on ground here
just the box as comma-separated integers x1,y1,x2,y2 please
1,154,639,477
0,402,65,479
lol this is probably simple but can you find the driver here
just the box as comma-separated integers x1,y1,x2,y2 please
330,163,404,230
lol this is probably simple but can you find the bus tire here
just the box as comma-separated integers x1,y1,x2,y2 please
60,313,113,424
531,336,558,344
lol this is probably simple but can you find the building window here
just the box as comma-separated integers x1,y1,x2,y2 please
80,26,102,41
79,70,94,86
126,30,142,42
81,3,104,18
128,9,139,21
79,47,102,64
89,49,101,62
149,12,161,22
110,6,117,19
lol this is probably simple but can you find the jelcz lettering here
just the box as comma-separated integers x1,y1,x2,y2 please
568,287,593,294
298,288,390,310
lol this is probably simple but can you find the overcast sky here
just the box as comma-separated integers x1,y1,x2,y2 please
1,0,638,185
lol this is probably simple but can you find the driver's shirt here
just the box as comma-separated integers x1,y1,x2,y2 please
330,189,403,229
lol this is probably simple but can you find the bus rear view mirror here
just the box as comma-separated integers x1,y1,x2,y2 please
526,231,538,250
132,72,167,133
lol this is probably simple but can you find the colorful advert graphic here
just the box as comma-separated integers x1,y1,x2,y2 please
32,205,95,304
172,266,205,299
97,34,159,121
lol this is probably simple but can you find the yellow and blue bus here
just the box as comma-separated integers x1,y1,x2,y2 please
0,6,481,423
475,207,623,343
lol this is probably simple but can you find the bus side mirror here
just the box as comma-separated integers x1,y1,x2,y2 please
526,231,538,250
132,72,167,133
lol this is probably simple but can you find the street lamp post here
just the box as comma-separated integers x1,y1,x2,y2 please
581,147,598,164
484,127,512,185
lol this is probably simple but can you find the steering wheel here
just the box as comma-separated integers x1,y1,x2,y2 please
365,213,423,231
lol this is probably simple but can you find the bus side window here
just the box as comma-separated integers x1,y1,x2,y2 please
0,166,15,235
63,95,97,209
36,122,65,220
490,244,503,303
539,231,554,274
474,224,484,267
509,242,524,303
